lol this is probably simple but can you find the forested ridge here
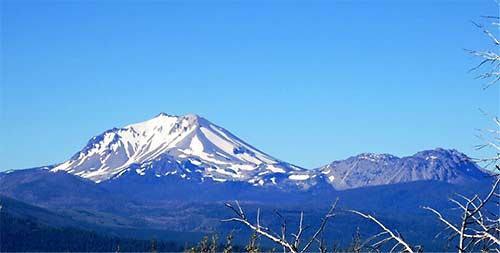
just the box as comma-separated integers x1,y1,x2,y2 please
0,212,185,252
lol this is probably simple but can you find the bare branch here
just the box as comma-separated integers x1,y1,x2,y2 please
299,198,338,253
223,200,338,253
350,210,415,253
468,17,500,89
423,175,500,252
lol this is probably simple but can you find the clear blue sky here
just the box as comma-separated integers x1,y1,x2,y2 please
1,0,498,171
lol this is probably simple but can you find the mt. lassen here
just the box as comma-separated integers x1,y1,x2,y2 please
48,113,489,190
1,113,494,251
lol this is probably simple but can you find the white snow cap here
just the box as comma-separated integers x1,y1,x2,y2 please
52,113,303,183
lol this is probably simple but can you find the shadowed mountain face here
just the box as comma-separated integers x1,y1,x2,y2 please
0,167,107,205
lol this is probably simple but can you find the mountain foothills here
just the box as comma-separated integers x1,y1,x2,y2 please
0,113,495,251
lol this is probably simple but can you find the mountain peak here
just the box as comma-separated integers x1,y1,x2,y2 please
413,148,467,160
319,147,488,190
179,113,207,127
354,153,399,162
51,113,301,183
148,113,206,128
182,113,201,119
156,112,173,117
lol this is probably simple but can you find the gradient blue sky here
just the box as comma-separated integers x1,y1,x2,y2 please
1,0,499,171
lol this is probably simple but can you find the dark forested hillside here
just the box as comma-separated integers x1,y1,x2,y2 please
0,212,186,252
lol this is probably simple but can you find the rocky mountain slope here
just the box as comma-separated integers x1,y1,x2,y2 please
318,148,489,189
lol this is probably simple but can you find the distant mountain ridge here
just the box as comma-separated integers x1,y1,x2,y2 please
42,113,490,190
318,148,488,189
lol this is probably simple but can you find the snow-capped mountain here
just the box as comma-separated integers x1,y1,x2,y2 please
317,148,490,190
51,113,306,185
49,113,490,190
2,113,496,251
